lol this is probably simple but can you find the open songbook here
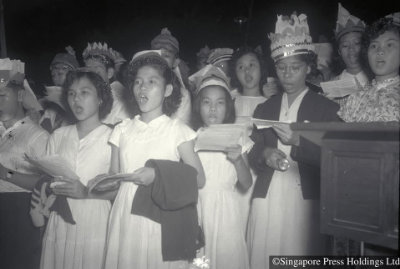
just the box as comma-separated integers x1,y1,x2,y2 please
25,154,132,193
194,124,248,152
86,173,132,193
251,118,291,129
25,154,79,181
320,77,360,98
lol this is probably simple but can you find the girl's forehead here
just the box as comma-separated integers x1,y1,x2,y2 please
373,30,400,42
70,77,95,89
238,53,258,63
201,86,227,97
137,65,163,76
340,31,362,43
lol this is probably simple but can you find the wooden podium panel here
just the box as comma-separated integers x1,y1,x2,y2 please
291,122,399,250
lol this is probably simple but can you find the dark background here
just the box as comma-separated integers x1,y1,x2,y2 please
1,0,397,91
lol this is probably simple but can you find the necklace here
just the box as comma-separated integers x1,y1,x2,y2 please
372,76,400,89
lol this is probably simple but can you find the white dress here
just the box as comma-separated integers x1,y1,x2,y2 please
247,90,327,269
234,94,267,232
40,124,112,269
197,136,253,269
104,115,196,269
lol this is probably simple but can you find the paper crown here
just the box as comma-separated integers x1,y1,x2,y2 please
0,58,25,86
269,13,315,62
207,48,234,65
0,58,42,111
189,64,231,95
82,42,117,66
151,28,179,53
51,46,79,69
335,3,366,40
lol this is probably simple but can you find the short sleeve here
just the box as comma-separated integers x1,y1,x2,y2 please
173,119,197,153
109,119,129,147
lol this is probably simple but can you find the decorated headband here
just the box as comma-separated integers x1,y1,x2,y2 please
269,13,315,62
130,50,164,64
335,3,366,41
82,42,117,66
207,48,234,65
189,64,231,96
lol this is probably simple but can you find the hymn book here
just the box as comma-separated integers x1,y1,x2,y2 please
251,118,291,129
86,173,133,193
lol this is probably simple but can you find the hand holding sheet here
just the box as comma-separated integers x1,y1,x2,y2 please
251,118,291,129
320,77,360,98
194,124,248,152
25,154,79,181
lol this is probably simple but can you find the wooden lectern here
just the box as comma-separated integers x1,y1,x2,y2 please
291,122,399,251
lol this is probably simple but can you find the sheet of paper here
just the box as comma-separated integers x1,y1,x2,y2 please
251,118,291,129
194,124,247,152
320,78,359,98
25,154,79,181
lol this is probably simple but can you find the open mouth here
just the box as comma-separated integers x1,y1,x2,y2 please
138,94,148,104
245,74,253,83
73,105,84,114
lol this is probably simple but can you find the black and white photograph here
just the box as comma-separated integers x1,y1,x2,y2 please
0,0,399,268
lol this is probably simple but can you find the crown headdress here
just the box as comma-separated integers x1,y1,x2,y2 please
51,46,79,69
189,64,231,95
82,42,117,66
269,13,315,62
0,58,25,86
335,3,366,40
151,28,180,53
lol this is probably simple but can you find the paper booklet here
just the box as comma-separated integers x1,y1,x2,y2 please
320,77,359,98
251,118,291,129
194,124,248,152
87,173,133,193
25,154,79,181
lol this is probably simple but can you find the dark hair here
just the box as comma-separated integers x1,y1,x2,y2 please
191,85,236,130
125,54,182,116
229,46,268,94
62,70,113,121
361,17,400,78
